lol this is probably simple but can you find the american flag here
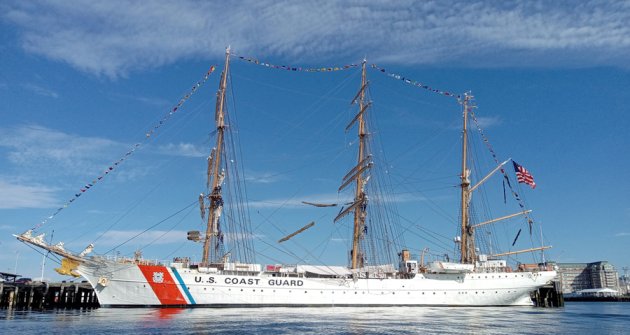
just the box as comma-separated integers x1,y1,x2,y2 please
512,161,536,189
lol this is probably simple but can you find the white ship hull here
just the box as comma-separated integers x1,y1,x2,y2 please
78,260,556,307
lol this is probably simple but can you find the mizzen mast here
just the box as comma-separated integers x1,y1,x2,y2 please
202,47,231,265
459,93,476,264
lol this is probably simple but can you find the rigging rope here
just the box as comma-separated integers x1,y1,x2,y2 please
31,66,217,232
104,200,198,254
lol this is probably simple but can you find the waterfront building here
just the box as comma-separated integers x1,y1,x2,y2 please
556,261,619,294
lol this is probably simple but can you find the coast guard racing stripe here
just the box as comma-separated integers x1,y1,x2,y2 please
138,265,188,305
170,267,196,304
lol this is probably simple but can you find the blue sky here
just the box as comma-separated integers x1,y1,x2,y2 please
0,1,628,279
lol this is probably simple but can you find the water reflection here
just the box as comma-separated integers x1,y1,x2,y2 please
1,303,629,334
153,308,185,320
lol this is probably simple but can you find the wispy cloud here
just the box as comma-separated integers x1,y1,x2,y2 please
157,142,206,158
474,116,502,128
96,229,186,246
0,125,127,178
110,92,170,107
249,192,426,209
0,179,58,209
94,229,261,247
249,193,351,209
20,83,59,98
3,1,630,78
244,170,286,184
615,232,630,237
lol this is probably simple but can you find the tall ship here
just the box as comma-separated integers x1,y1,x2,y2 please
16,48,556,307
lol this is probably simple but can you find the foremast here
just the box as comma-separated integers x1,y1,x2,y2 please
202,47,231,265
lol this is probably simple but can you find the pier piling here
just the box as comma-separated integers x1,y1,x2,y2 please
0,281,98,309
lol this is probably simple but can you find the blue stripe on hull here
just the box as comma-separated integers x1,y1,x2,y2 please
170,267,196,305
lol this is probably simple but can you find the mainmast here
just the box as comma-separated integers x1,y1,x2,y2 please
202,47,231,265
351,60,369,269
334,60,371,270
459,93,475,264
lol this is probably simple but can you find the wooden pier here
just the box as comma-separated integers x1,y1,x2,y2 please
532,280,564,307
0,281,99,309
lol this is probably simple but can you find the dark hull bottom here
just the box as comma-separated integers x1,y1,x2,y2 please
102,303,532,308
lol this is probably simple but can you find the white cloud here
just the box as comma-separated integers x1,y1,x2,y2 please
615,232,630,237
20,83,59,98
157,142,206,158
244,171,285,184
474,116,502,128
0,179,58,209
249,193,351,209
94,229,261,247
249,192,426,209
0,125,127,178
96,229,186,246
3,1,630,78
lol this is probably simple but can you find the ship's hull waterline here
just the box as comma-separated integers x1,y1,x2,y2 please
78,261,556,307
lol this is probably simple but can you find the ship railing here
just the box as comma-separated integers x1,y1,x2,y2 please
96,255,167,266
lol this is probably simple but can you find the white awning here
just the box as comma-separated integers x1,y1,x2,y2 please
577,288,618,294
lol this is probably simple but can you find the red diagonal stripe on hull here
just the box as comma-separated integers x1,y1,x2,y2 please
138,265,187,305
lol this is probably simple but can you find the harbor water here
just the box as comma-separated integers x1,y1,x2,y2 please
1,302,629,334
